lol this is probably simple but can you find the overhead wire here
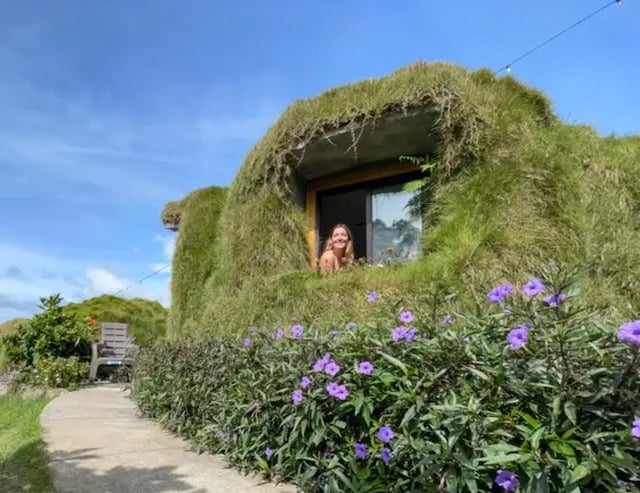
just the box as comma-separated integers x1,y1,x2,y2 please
111,263,170,297
496,0,623,74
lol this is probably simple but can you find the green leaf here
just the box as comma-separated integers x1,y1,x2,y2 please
569,463,591,483
464,478,478,493
465,366,491,382
377,351,408,375
518,411,540,429
400,405,416,428
332,469,356,491
564,401,577,425
479,453,523,465
355,467,371,480
552,396,562,417
530,426,546,451
549,441,575,457
532,472,550,493
299,466,318,483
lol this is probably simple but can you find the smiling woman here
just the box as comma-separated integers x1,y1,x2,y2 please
317,223,354,273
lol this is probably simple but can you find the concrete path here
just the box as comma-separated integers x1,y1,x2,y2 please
40,385,297,493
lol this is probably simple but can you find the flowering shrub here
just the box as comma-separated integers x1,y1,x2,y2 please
132,265,640,492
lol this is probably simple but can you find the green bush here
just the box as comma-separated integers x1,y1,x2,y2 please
30,356,89,390
0,342,9,373
3,294,93,369
133,265,640,492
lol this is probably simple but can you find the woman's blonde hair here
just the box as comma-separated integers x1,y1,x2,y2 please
324,223,355,265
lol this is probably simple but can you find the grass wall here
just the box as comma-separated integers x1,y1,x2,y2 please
163,61,640,338
163,186,227,336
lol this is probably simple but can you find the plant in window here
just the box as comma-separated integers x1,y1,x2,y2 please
399,154,435,221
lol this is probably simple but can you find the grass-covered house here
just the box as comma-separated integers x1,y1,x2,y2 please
162,61,640,338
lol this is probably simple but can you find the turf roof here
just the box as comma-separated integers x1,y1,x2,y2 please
162,61,640,338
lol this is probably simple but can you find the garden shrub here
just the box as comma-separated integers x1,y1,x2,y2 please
30,356,89,390
3,294,93,388
133,264,640,492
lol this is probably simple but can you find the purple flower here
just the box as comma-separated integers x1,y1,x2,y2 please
618,321,640,346
521,278,545,297
247,326,257,333
334,385,349,400
326,382,349,400
300,376,312,389
380,447,392,465
265,448,274,459
357,361,374,375
346,322,357,329
405,327,418,342
632,419,640,439
243,338,251,347
354,443,368,460
331,330,340,341
324,361,341,377
441,314,452,325
376,425,394,443
323,450,332,457
462,336,470,344
495,470,519,492
507,326,529,350
544,293,566,307
274,328,284,339
367,291,378,303
399,310,414,324
487,283,513,304
312,353,332,372
391,326,406,342
292,389,303,405
291,324,304,338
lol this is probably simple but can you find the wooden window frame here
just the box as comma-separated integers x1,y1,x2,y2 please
305,162,421,267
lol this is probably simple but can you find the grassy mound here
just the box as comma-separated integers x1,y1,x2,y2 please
64,295,167,347
164,61,640,338
2,295,168,348
0,318,29,337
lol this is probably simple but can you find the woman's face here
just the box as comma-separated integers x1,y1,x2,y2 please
331,227,349,250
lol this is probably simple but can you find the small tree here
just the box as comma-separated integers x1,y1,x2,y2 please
3,294,93,368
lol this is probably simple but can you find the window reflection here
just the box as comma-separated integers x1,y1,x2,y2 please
371,184,422,264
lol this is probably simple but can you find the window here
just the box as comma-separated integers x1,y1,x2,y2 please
371,183,422,263
308,169,424,265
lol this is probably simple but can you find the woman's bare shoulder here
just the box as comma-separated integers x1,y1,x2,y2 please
318,250,336,272
319,250,336,261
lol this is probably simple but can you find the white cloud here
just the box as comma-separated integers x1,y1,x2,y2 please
84,267,128,294
150,234,175,275
0,239,172,322
82,266,170,308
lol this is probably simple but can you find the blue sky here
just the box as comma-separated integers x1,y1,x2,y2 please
1,0,638,321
